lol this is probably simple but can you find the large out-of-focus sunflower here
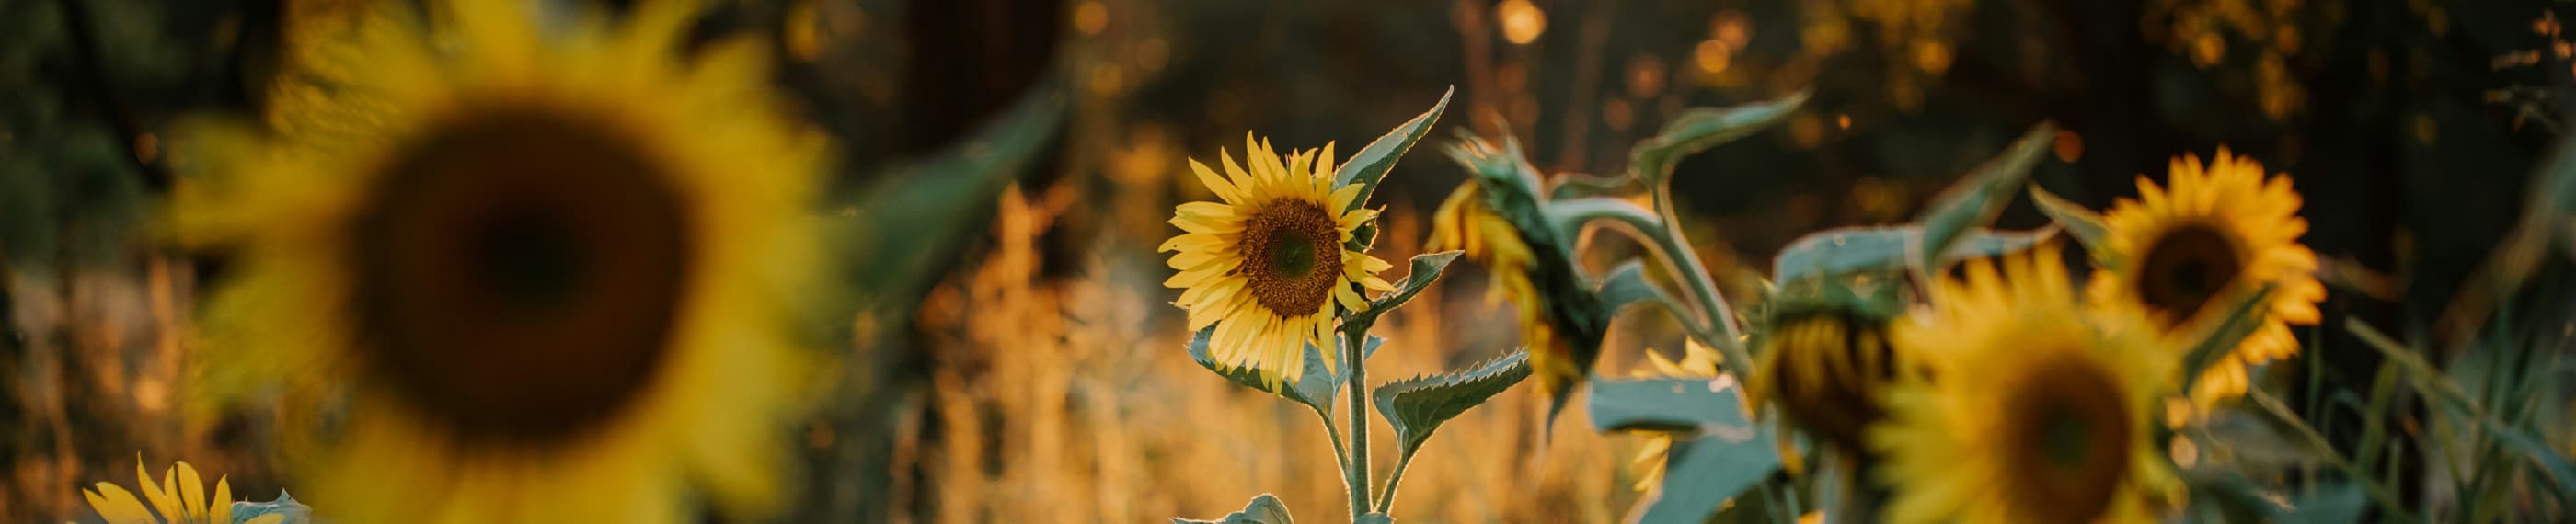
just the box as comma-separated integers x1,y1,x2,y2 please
1623,341,1726,492
2088,149,2323,408
1871,245,2178,524
1427,182,1568,387
174,0,825,521
1162,135,1393,388
81,459,286,524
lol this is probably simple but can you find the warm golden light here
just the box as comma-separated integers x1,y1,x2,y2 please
1497,0,1547,44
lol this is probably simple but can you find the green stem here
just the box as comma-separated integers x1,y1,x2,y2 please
1547,197,1754,374
1316,407,1351,489
1373,452,1416,513
2247,391,2419,523
1344,324,1373,521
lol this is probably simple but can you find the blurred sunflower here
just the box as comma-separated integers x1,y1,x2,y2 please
1744,282,1903,465
1427,182,1567,388
81,458,284,524
1163,135,1393,388
2089,149,2323,408
1622,341,1725,492
173,0,825,521
1872,245,2178,524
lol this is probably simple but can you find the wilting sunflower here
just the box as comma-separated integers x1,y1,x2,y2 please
1743,284,1903,457
1623,341,1726,492
1163,135,1394,388
81,458,286,524
1871,245,2178,524
174,0,824,521
1427,181,1566,382
2089,149,2323,407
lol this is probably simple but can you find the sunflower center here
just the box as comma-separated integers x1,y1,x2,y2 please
2002,350,2134,522
2134,222,2244,327
348,106,692,447
1236,199,1342,314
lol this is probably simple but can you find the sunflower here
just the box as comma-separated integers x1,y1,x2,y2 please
1743,299,1901,456
173,0,824,521
2089,149,2323,408
1427,182,1570,396
81,458,286,524
1871,245,2178,524
1623,341,1725,492
1162,135,1394,388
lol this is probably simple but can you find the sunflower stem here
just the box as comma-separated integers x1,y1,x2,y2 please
1547,197,1754,379
1343,322,1374,522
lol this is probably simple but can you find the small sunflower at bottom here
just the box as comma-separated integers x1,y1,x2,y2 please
80,458,287,524
1162,134,1395,388
172,0,827,521
1622,340,1728,492
2088,148,2323,410
1871,244,2180,524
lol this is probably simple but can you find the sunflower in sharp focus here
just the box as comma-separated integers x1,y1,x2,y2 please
2089,148,2323,408
1163,135,1394,388
1427,182,1566,386
81,458,286,524
1623,341,1726,492
1871,245,2178,524
173,0,824,521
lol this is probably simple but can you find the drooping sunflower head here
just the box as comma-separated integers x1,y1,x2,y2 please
82,458,283,524
2090,148,2323,406
1163,134,1394,388
176,0,824,520
1872,245,2179,524
1745,287,1903,454
1426,181,1563,377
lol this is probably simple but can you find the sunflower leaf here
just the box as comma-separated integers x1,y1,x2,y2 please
1172,493,1295,524
1334,87,1453,212
1356,513,1394,524
229,490,312,524
1586,376,1753,433
1628,92,1808,188
1913,122,2056,277
1771,225,2059,285
1186,325,1359,416
1358,250,1464,324
1594,259,1668,313
2027,183,2109,255
2177,284,2277,391
1630,424,1783,524
1374,351,1533,458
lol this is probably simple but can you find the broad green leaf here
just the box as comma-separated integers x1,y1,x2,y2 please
229,490,312,524
834,85,1066,312
1374,351,1534,456
1770,225,2059,285
1586,376,1752,433
1173,494,1295,524
1631,426,1783,524
2178,285,2277,392
1629,92,1809,187
1913,122,2057,276
1186,326,1371,417
1334,87,1453,212
2027,183,2109,255
2280,484,2366,524
1357,251,1464,325
1594,260,1666,313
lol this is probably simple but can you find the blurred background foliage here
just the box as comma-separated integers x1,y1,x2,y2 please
3,0,2571,521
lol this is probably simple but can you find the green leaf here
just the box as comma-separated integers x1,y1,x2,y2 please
1594,260,1667,313
1770,225,2059,285
2178,285,2277,392
1630,426,1783,524
1373,351,1535,457
834,84,1067,310
1913,122,2057,276
2027,183,2109,256
1173,493,1295,524
2280,484,2366,524
1586,376,1752,433
1186,325,1368,417
1547,172,1634,200
1358,251,1464,325
2178,470,2284,524
1355,514,1394,524
229,490,312,524
1334,87,1453,212
2200,402,2335,471
1629,92,1810,187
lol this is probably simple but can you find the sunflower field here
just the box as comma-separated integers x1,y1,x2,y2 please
6,0,2576,522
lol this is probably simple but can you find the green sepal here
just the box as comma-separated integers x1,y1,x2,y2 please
1173,493,1294,524
1911,122,2056,278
